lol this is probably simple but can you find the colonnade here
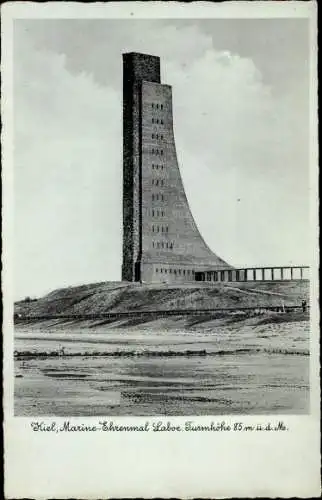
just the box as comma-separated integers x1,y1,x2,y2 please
195,266,309,283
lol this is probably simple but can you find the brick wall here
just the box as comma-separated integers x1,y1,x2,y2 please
122,53,160,281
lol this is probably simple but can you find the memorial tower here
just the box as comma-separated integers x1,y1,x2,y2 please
122,52,230,283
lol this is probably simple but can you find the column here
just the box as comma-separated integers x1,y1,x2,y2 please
253,269,256,281
281,268,284,280
290,267,293,280
271,268,274,280
261,268,265,281
244,269,248,281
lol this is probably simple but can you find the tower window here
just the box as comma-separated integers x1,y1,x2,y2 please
155,180,159,186
160,268,163,273
165,269,167,274
161,119,163,124
152,118,154,124
156,268,158,272
166,226,168,232
152,148,154,154
161,135,164,140
174,270,177,275
183,270,186,275
157,242,160,248
169,269,172,273
156,104,159,109
161,195,164,201
157,226,159,232
160,150,163,155
152,225,154,232
152,241,154,248
178,269,181,275
152,133,154,139
160,104,163,110
156,119,159,124
152,194,154,201
161,242,164,248
152,210,154,217
156,194,159,201
152,103,154,109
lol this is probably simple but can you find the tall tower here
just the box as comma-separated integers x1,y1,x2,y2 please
122,52,230,283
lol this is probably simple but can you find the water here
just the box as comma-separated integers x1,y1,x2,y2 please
14,320,310,416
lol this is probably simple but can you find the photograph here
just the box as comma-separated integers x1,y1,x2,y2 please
13,16,312,417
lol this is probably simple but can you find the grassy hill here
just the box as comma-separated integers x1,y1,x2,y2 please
15,280,309,318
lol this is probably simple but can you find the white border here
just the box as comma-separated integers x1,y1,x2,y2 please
2,2,320,498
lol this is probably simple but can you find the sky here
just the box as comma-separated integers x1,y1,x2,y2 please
13,18,311,299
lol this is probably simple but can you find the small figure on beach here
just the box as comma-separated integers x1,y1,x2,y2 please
301,299,307,312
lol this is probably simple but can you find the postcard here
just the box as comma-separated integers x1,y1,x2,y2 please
2,1,320,498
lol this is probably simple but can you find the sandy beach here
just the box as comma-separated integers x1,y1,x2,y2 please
14,314,310,416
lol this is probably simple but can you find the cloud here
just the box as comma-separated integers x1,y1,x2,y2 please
13,21,309,298
14,27,122,297
165,47,309,269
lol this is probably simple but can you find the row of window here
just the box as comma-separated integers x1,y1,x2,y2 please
151,133,164,140
152,164,164,170
152,241,173,249
152,118,164,125
155,268,195,276
152,209,165,217
152,179,165,187
152,103,164,110
152,193,165,202
152,225,168,233
151,148,164,155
